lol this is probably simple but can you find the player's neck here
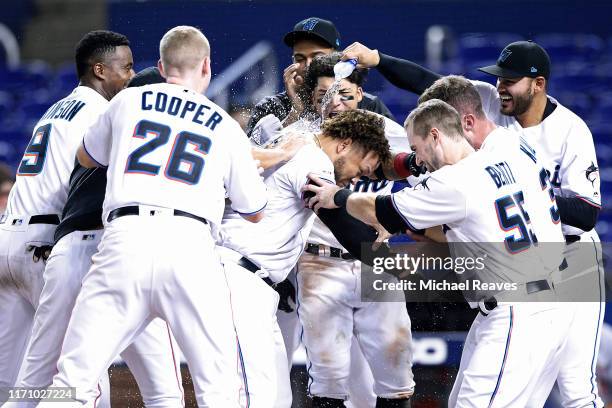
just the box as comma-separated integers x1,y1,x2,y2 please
515,93,547,128
447,139,475,165
79,79,112,101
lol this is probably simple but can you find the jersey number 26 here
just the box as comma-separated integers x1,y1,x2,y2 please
125,120,211,185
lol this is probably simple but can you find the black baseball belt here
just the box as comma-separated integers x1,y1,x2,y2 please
107,206,208,225
237,256,275,287
564,235,580,244
0,214,60,225
305,243,355,260
478,279,552,316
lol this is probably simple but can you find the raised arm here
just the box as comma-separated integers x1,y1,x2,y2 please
342,42,442,95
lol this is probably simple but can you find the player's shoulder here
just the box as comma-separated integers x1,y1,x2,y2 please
547,96,592,134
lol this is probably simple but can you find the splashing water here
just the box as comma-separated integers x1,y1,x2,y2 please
319,79,342,120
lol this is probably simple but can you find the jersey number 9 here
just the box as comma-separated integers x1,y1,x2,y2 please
125,120,211,185
17,123,52,176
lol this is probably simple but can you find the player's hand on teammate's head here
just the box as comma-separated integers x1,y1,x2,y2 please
302,173,342,213
341,42,380,69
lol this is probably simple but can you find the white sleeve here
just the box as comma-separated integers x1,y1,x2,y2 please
390,174,467,230
82,101,114,167
225,122,268,215
383,117,410,152
559,119,601,207
472,80,501,121
288,147,335,196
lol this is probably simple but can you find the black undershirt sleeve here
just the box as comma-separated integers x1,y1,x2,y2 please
556,196,599,232
317,207,378,262
376,53,442,95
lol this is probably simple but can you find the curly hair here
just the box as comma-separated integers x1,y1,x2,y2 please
299,52,367,111
321,110,391,163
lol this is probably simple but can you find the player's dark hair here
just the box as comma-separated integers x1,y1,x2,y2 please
419,75,486,120
405,99,465,142
75,30,130,79
321,110,391,163
303,52,366,97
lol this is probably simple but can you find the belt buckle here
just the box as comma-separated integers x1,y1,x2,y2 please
139,205,171,217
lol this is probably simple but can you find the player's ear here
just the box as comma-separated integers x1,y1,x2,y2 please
355,86,363,103
92,62,105,81
201,56,211,77
534,77,546,94
337,138,352,154
463,114,475,133
157,59,166,78
430,127,439,143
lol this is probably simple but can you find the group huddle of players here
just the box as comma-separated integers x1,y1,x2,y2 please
0,15,606,408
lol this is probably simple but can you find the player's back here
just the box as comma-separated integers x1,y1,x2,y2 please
85,83,263,226
220,143,334,282
415,147,564,284
474,80,600,237
6,86,108,216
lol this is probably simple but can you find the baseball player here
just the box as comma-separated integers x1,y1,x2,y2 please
291,53,415,408
246,17,393,137
4,68,188,408
305,99,571,406
0,30,134,403
218,109,391,407
37,26,267,407
476,42,604,408
342,41,605,406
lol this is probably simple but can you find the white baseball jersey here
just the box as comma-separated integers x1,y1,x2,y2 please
308,116,414,249
83,83,266,225
6,86,108,215
480,126,564,243
475,81,601,236
391,147,564,291
219,143,335,282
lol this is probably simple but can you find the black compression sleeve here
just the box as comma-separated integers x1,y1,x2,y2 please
316,207,398,267
376,53,442,95
375,195,408,234
317,207,381,265
556,196,600,231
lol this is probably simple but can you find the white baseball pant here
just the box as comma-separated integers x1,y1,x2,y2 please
37,213,242,407
448,301,571,407
0,216,54,399
296,253,415,401
527,233,605,408
217,246,291,407
6,229,184,408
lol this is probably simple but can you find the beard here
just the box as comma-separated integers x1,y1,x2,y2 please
333,156,349,186
501,88,534,117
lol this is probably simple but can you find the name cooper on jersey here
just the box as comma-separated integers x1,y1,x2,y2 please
141,89,223,131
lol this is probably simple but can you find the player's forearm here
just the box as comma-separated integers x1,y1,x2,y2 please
377,53,441,95
251,147,287,170
346,193,379,227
